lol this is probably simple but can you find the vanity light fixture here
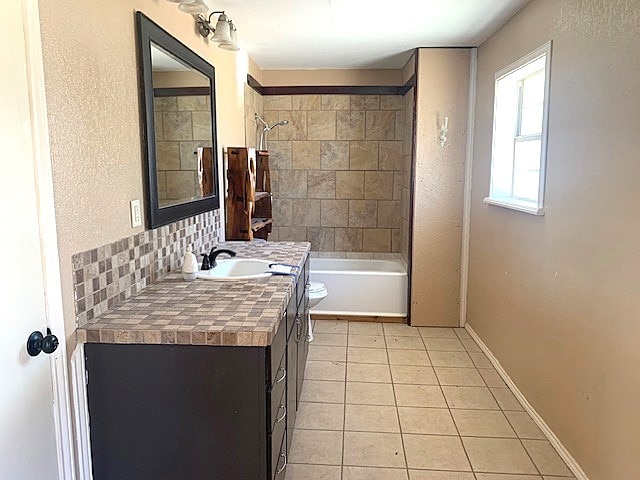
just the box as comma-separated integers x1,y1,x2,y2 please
164,0,240,51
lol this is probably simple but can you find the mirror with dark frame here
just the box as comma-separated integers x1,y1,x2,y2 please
136,12,219,228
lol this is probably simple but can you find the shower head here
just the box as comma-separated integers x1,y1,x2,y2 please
270,120,288,129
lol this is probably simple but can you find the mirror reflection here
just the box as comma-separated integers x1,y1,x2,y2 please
151,43,214,208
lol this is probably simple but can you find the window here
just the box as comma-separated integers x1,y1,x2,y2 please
484,42,552,215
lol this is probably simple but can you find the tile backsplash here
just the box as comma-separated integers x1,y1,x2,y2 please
72,210,222,324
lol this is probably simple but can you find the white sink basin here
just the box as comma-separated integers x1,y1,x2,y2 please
197,259,273,281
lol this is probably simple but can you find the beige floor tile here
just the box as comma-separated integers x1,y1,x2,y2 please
462,437,537,474
300,380,345,404
305,360,346,381
505,411,546,439
285,463,342,480
343,431,406,468
418,327,457,338
442,386,499,410
490,388,524,411
542,477,575,480
394,384,448,408
386,336,426,350
409,471,475,480
343,466,408,480
391,365,438,385
289,429,343,465
388,349,431,366
403,434,471,471
383,323,421,337
296,402,345,430
347,363,391,383
308,345,347,362
313,333,348,346
429,351,474,367
522,440,573,476
475,475,541,480
349,322,384,335
346,382,396,405
469,351,493,368
348,334,386,348
451,409,516,438
460,338,482,352
313,320,348,334
478,368,506,387
398,407,457,435
435,367,485,386
424,338,466,352
345,404,400,433
453,328,472,340
348,347,388,364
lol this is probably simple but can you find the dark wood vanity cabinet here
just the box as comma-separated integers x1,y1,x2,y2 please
85,259,310,480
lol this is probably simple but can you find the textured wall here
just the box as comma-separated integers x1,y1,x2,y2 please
262,94,405,257
38,0,246,343
467,0,640,477
411,49,470,326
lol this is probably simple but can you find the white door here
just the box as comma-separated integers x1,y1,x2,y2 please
0,0,68,478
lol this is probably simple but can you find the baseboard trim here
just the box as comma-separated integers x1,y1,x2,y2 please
465,324,589,480
311,314,406,323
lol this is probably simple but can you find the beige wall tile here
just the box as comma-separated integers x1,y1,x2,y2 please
263,95,292,110
268,141,292,170
292,199,321,226
337,111,365,140
366,111,396,140
365,95,380,110
279,110,307,140
392,228,401,253
154,111,163,141
272,198,292,226
365,171,394,200
165,171,195,199
350,141,379,170
293,141,321,169
156,142,180,170
350,95,366,110
322,94,350,110
177,95,209,111
278,170,307,198
163,111,193,141
379,141,403,170
154,96,177,112
349,200,377,227
308,111,337,140
278,226,307,242
380,95,404,110
321,199,349,227
308,170,336,199
378,200,401,228
292,94,321,110
336,171,364,199
396,111,406,142
179,141,203,170
335,228,363,251
157,172,166,199
307,227,335,251
191,111,211,141
321,141,350,170
363,228,391,253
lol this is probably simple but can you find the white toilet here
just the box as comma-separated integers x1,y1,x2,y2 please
308,281,328,308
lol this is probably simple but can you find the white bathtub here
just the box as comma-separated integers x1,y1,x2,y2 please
309,258,408,317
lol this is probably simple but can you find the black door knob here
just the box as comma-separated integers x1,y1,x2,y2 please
27,328,59,357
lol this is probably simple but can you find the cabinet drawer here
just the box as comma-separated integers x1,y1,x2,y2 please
268,362,287,432
270,409,286,479
268,313,286,386
272,433,287,480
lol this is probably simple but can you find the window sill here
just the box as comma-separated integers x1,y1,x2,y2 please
483,197,545,216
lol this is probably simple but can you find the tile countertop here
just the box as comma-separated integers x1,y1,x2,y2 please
76,241,310,347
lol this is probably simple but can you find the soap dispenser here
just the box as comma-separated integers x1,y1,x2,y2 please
181,246,199,281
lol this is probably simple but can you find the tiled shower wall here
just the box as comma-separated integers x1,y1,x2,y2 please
260,94,406,257
71,210,222,324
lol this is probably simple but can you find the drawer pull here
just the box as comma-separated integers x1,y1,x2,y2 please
276,405,287,423
276,453,287,474
276,367,287,384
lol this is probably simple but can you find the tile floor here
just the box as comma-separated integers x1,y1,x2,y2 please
286,321,575,480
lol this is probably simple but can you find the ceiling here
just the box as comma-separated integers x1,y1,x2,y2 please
204,0,529,69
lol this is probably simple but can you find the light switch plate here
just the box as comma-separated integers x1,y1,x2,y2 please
130,199,142,228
